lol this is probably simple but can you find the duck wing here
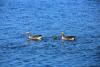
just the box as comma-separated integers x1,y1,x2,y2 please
65,36,75,38
32,35,42,37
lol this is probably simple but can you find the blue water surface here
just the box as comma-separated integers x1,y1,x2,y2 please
0,0,100,67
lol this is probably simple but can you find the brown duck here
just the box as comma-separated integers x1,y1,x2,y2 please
61,32,75,41
26,32,42,41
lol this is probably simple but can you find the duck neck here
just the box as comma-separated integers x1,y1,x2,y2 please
62,33,65,35
27,33,32,38
61,34,65,39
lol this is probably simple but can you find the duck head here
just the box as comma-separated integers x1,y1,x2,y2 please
26,32,32,36
61,32,64,36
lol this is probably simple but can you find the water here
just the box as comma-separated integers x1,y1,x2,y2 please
0,0,100,67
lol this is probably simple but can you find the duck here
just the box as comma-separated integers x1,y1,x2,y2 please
61,32,75,41
26,32,42,41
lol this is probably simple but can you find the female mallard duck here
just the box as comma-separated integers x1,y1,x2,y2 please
61,32,75,41
26,32,42,41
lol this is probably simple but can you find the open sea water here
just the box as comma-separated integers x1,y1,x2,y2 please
0,0,100,67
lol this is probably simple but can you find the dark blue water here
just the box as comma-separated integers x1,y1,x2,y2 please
0,0,100,67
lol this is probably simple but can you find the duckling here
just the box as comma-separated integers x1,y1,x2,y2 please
52,35,58,40
61,32,75,41
26,32,42,41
